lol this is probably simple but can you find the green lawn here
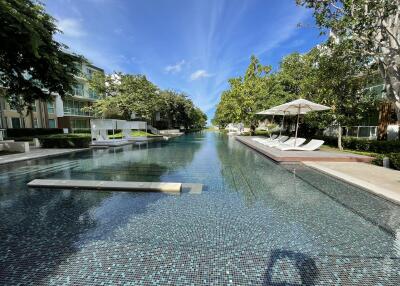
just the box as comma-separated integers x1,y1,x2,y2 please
320,145,382,157
320,145,385,166
108,131,156,139
0,150,19,156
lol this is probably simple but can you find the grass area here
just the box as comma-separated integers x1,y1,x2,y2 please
0,150,20,156
320,145,386,167
320,145,381,158
108,131,156,139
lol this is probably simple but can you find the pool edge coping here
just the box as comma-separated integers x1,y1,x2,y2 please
302,161,400,206
0,148,90,166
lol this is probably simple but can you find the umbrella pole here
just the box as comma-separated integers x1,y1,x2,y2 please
294,105,300,146
271,115,275,138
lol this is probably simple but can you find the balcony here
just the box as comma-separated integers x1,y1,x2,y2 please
63,107,93,117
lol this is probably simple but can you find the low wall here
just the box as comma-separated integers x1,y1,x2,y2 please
160,129,181,135
0,141,30,153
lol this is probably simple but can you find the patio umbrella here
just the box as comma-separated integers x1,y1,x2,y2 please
269,99,330,145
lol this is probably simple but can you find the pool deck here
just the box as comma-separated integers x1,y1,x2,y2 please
236,136,373,163
304,161,400,204
0,147,88,165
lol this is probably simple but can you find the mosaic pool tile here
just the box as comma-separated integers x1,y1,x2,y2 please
0,133,400,285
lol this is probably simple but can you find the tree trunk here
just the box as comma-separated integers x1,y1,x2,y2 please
337,124,343,150
377,101,391,140
378,60,400,123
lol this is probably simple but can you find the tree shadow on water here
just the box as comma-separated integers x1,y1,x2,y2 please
263,249,319,286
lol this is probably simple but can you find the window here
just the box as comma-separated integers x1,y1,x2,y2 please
47,102,55,114
48,119,56,128
72,84,84,97
31,102,37,112
11,117,21,128
88,89,97,99
71,118,89,129
85,68,94,79
33,118,38,128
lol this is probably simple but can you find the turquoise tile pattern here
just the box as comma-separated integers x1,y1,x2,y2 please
0,132,399,285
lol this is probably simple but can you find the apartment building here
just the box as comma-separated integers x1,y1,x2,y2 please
56,62,103,130
0,89,58,129
0,61,103,131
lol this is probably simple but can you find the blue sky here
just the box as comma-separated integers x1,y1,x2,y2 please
44,0,324,121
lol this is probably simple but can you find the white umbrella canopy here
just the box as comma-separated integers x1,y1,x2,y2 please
270,99,330,114
268,99,330,146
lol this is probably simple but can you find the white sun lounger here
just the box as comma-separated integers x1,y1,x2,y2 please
260,136,289,146
251,134,278,142
274,138,306,149
277,139,324,151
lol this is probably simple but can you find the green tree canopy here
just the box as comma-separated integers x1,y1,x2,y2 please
296,0,400,121
213,45,377,148
88,72,207,129
0,0,83,112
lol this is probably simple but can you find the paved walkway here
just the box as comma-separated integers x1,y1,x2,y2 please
0,148,88,165
303,161,400,204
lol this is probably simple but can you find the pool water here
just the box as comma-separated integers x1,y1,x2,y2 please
0,132,399,285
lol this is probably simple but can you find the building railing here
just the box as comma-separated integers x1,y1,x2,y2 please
344,126,378,139
324,125,378,139
63,107,93,117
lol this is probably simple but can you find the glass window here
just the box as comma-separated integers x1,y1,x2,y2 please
72,84,84,97
11,117,21,128
31,102,37,112
47,102,55,114
48,119,56,128
88,89,97,99
71,119,89,129
33,118,38,128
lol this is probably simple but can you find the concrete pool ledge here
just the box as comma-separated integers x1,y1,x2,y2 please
303,161,400,205
0,148,89,165
235,136,373,163
28,179,183,193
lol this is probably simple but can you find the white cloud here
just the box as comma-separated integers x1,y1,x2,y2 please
57,18,86,38
114,28,123,35
165,60,185,73
190,69,212,81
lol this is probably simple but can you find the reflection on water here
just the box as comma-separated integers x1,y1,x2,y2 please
0,132,400,285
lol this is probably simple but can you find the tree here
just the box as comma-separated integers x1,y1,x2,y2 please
303,45,378,149
89,73,159,120
296,0,400,137
88,73,207,129
0,0,82,113
213,56,276,127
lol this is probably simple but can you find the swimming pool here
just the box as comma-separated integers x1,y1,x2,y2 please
0,132,399,285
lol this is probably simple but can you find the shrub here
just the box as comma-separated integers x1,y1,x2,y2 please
242,130,273,136
387,153,400,170
72,129,91,134
6,128,63,138
315,135,400,153
39,134,91,148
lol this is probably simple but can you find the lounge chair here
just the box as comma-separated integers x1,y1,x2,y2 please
252,134,278,143
277,139,324,151
261,136,290,146
274,138,306,149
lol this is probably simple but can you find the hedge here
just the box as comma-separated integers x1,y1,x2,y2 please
387,153,400,170
315,136,400,154
71,129,91,134
39,134,91,148
241,130,273,136
6,128,63,138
